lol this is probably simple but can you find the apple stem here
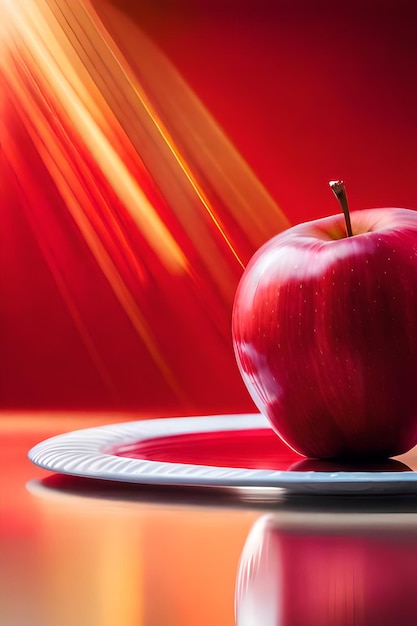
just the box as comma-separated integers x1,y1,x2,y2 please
329,180,353,237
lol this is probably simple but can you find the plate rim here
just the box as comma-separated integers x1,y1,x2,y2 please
27,413,417,495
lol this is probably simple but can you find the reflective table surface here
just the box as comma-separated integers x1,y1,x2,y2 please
3,413,417,626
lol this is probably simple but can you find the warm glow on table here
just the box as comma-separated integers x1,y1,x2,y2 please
3,414,417,625
0,414,258,626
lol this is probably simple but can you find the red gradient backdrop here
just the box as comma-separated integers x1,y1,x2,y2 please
1,0,417,416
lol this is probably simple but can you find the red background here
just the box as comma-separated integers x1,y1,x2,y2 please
1,0,417,416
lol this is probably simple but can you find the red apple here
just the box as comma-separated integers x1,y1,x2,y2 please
232,183,417,459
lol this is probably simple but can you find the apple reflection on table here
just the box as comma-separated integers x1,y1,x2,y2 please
235,499,417,626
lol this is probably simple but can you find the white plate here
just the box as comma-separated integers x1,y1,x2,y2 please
28,413,417,495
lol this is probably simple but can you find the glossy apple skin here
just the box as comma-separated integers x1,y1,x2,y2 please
232,208,417,459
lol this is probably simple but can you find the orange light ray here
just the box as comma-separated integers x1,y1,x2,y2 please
0,0,291,412
1,55,186,402
2,0,188,275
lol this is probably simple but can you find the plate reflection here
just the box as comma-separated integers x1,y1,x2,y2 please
235,509,417,625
